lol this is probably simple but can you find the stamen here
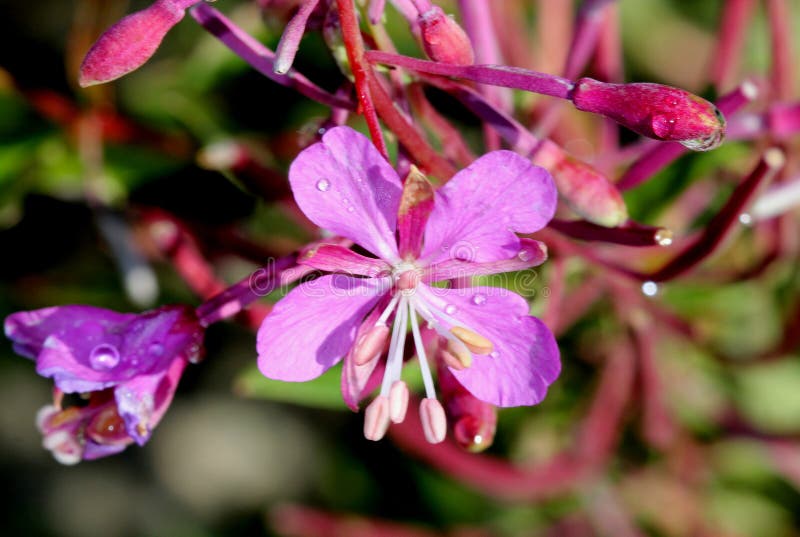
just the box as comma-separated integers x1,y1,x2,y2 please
389,380,410,423
363,396,391,441
419,398,447,444
444,341,472,368
408,298,437,400
353,324,390,366
377,293,401,325
449,326,493,355
440,348,468,371
380,297,408,396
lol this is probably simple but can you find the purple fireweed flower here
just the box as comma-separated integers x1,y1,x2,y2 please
4,304,204,463
79,0,203,87
257,126,560,443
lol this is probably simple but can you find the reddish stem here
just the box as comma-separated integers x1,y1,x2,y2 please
549,219,673,247
766,0,795,100
711,0,756,92
335,0,389,159
406,83,476,167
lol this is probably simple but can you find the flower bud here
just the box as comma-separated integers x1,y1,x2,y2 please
533,141,628,227
570,78,726,151
418,6,474,66
79,0,200,87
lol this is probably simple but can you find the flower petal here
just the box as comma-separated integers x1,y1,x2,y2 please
417,285,560,406
300,244,391,277
289,127,403,261
115,357,187,445
425,238,548,282
421,150,557,264
258,274,389,382
341,295,390,411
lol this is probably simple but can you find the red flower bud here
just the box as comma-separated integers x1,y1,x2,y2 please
418,6,474,66
570,78,726,151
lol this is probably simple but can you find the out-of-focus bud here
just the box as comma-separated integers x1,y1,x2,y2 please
79,0,201,87
418,6,474,66
534,140,628,227
570,78,726,151
437,345,497,452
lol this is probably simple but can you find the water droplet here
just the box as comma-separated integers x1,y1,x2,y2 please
655,228,673,246
490,351,499,359
89,344,120,371
347,206,355,213
471,294,487,306
444,304,457,315
315,179,330,191
739,213,753,226
148,343,164,357
641,281,659,297
518,249,531,261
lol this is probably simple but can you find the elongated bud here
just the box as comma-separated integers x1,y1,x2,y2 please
570,78,726,151
418,6,474,66
79,0,201,87
533,141,627,227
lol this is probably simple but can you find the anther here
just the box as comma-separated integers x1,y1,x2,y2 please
449,326,493,355
353,324,390,366
364,396,391,441
389,380,410,423
419,398,447,444
444,342,472,369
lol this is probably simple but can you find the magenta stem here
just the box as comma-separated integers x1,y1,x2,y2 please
711,0,756,91
644,150,785,282
549,219,672,247
195,253,298,326
190,4,354,110
366,50,575,100
563,0,616,79
766,0,795,100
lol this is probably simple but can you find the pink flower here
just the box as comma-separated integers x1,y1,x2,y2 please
4,305,204,463
257,126,560,443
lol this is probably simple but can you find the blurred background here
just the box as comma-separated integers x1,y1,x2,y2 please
1,1,800,536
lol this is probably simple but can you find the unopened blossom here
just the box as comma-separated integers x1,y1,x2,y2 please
257,126,560,443
79,0,204,87
418,6,474,66
4,305,204,463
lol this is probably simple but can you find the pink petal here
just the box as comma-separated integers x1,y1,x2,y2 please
421,151,557,264
418,285,560,407
425,238,548,282
257,274,389,382
397,166,435,259
299,244,391,277
289,127,402,261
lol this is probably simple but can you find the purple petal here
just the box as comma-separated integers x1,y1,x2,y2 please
421,151,557,264
288,127,403,261
425,238,548,282
299,244,391,277
417,285,560,407
8,305,202,394
116,357,187,445
258,274,389,382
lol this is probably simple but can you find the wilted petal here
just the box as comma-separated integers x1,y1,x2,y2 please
288,127,403,261
421,150,557,264
418,285,560,407
258,274,389,382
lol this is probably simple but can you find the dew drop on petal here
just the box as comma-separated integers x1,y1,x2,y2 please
518,249,531,261
471,294,486,306
148,343,164,357
315,179,331,192
89,344,120,371
347,206,355,213
444,304,457,315
490,351,499,358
